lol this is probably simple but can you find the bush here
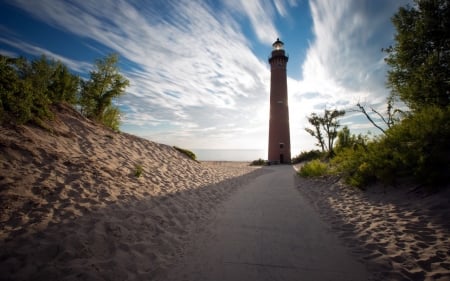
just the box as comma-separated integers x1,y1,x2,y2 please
79,54,129,130
291,150,324,164
173,146,197,161
383,106,450,186
250,158,266,166
331,106,450,188
331,145,377,187
1,56,34,124
101,105,121,132
298,159,329,177
0,53,128,131
0,55,79,125
134,164,143,178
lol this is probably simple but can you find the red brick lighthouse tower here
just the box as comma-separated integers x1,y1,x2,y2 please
268,38,291,164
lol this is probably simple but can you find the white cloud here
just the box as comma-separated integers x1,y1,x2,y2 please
290,0,412,151
274,0,301,18
224,0,278,44
1,0,411,154
4,0,275,149
223,0,299,44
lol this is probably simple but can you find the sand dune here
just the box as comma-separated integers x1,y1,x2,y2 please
0,103,263,280
2,104,449,280
296,175,450,281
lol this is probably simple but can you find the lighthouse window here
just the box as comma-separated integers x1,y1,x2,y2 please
279,143,284,149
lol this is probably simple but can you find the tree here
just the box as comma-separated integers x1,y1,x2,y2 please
0,55,51,124
101,105,121,132
305,109,345,156
305,113,325,152
384,0,450,110
336,126,352,149
322,109,346,156
25,55,55,121
355,95,404,135
48,62,79,104
0,55,32,123
79,54,129,129
1,53,126,128
330,1,450,187
335,125,369,152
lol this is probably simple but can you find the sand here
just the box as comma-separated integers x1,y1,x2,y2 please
0,103,263,280
1,103,449,280
296,175,450,281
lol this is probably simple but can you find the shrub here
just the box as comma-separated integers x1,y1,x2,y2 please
173,146,197,161
79,54,129,130
250,158,266,166
383,106,450,186
134,164,143,178
331,106,450,188
331,145,375,187
0,55,79,125
291,150,324,164
101,105,121,132
298,159,329,178
1,56,34,124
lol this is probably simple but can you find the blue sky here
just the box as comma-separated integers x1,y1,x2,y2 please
0,0,411,154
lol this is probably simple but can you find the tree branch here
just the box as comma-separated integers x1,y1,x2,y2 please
356,103,386,134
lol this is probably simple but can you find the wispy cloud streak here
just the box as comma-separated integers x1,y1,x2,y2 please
291,0,411,137
1,0,409,151
4,0,279,148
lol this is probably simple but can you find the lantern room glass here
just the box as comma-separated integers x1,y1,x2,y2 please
272,38,284,50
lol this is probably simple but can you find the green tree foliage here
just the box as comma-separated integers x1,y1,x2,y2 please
101,105,121,132
384,0,450,110
305,109,345,156
384,106,450,185
48,62,79,104
0,56,33,123
25,56,56,121
335,126,352,149
298,159,329,178
305,113,325,152
79,54,129,128
328,1,450,189
1,53,127,131
291,150,324,164
1,55,80,124
335,126,368,152
332,106,450,188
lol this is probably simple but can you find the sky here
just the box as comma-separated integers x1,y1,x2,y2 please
0,0,412,156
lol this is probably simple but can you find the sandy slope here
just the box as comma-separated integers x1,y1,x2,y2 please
296,175,450,281
0,103,263,280
2,103,449,280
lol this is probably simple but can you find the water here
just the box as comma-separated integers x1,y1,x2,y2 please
191,149,266,162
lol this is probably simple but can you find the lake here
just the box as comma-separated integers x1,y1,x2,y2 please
191,149,266,162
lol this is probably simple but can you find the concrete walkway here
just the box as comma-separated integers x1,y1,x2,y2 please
166,165,370,281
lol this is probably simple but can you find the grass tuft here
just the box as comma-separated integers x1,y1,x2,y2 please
134,164,143,178
173,146,197,161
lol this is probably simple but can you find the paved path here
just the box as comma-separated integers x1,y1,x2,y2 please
167,165,370,281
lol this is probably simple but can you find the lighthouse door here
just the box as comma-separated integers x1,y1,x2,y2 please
280,154,284,164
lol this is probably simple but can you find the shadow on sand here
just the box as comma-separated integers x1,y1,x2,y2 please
296,176,450,281
0,167,270,281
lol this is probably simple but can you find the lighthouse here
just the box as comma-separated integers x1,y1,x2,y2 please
268,38,291,164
